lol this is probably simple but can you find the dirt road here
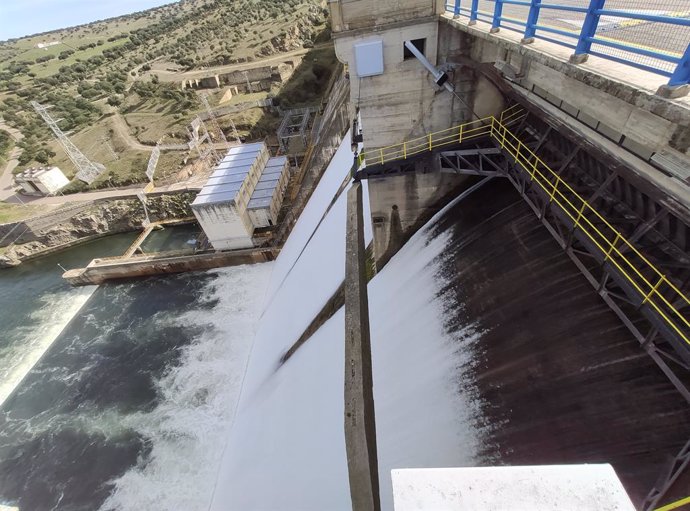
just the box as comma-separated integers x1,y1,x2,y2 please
0,123,24,202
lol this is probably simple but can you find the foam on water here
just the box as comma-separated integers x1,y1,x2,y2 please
99,263,272,511
209,161,490,510
0,286,96,407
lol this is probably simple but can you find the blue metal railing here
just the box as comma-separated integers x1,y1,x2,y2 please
445,0,690,89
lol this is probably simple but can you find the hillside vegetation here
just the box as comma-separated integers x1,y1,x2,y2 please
0,0,335,193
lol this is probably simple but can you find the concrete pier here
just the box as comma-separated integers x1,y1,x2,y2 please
344,181,380,511
62,246,279,285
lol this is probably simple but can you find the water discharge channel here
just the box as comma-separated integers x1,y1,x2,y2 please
0,134,687,510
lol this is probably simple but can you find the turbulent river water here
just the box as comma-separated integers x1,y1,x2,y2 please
0,225,274,511
1,136,688,509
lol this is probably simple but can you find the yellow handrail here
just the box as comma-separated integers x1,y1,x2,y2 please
655,495,690,511
491,118,689,345
357,108,690,346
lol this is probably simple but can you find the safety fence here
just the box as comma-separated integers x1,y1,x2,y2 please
357,105,690,347
655,495,690,511
357,105,524,166
445,0,690,88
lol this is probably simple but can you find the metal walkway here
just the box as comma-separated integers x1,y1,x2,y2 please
356,104,690,509
357,106,690,368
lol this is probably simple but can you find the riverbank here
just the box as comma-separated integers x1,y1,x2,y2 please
0,191,196,268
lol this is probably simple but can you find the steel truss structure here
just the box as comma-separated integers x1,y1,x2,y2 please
188,117,220,168
31,101,105,184
498,109,690,509
356,104,690,507
200,93,240,144
277,107,319,154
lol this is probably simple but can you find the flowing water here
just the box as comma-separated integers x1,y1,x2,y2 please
0,230,271,511
2,138,687,510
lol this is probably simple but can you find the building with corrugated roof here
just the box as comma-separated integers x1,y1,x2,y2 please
247,156,289,228
14,166,69,196
191,143,290,250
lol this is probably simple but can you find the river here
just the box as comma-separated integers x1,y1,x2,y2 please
0,225,272,510
1,136,688,510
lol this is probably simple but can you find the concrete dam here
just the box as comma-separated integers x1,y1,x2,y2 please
207,0,690,510
2,1,688,510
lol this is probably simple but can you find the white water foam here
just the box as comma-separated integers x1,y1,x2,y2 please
209,179,489,509
0,286,96,407
99,263,272,511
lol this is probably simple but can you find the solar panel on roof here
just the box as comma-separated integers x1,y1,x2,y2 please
247,197,272,209
226,142,265,156
211,165,251,179
192,189,240,205
254,180,279,192
206,173,247,186
265,156,287,166
218,151,259,165
214,158,255,172
258,175,281,184
198,181,243,197
249,188,274,200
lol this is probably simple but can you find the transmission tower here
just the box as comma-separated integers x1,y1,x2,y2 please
188,117,220,167
226,118,241,144
31,101,105,184
103,138,119,161
199,94,227,145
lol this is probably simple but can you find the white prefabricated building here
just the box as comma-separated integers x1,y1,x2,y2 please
191,144,291,250
191,142,269,250
247,156,290,228
14,166,69,196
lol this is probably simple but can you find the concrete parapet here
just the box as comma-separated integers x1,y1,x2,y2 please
440,16,690,174
63,246,279,286
344,181,380,511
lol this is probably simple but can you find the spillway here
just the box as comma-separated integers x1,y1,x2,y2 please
209,136,690,508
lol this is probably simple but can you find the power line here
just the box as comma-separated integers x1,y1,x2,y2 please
30,101,105,184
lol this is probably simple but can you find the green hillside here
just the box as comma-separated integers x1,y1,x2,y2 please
0,0,336,193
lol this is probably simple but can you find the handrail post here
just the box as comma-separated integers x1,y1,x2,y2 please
403,141,407,159
379,148,384,165
604,233,620,262
522,0,541,44
642,276,665,305
458,123,464,143
657,43,690,99
549,176,560,202
453,0,461,18
428,133,433,151
490,0,503,33
570,0,605,64
469,0,479,25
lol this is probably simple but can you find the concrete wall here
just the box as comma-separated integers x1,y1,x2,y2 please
182,62,295,90
336,20,445,150
330,0,444,33
333,8,504,151
331,2,506,262
64,247,279,286
192,202,254,250
441,16,690,180
368,171,467,261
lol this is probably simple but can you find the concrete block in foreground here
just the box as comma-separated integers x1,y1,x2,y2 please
344,181,381,511
392,465,635,510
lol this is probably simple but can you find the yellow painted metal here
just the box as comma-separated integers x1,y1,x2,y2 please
655,495,690,511
494,117,690,345
357,105,690,346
